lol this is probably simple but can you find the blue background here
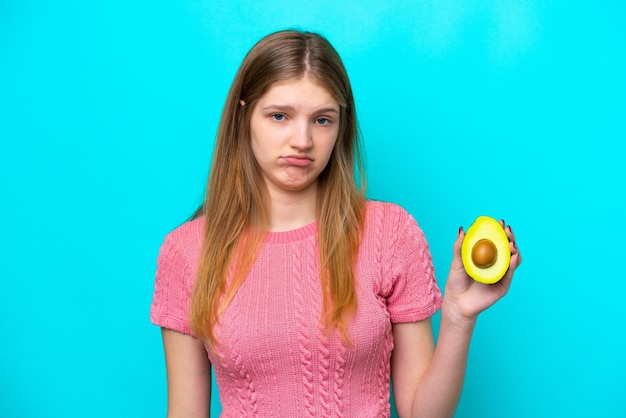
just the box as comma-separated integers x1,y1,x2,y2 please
1,1,625,417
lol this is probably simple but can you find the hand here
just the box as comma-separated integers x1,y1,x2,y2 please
443,220,523,323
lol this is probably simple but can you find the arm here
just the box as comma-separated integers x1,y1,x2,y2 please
161,328,212,418
392,222,522,418
391,307,474,418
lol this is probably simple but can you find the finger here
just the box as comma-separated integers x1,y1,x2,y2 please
451,226,465,270
501,220,518,247
509,238,522,267
503,224,521,261
499,250,520,292
499,219,516,241
455,226,465,248
498,264,514,294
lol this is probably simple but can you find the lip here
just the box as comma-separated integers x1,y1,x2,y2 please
282,155,313,167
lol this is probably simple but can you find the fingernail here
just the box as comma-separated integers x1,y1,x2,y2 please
507,225,512,233
458,226,463,236
512,241,517,249
501,219,506,225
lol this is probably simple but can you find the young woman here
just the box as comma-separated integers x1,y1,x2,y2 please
150,29,522,418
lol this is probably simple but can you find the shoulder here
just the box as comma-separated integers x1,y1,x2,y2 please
157,216,205,269
365,199,410,215
163,216,205,253
359,201,441,321
362,200,429,257
151,217,204,335
364,200,416,231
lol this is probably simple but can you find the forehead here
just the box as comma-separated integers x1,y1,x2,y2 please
258,75,339,109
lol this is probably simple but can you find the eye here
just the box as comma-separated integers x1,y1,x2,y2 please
316,117,331,126
271,113,285,121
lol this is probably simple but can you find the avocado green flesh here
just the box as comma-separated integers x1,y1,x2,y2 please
461,216,510,284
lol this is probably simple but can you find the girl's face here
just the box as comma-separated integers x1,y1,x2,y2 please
249,75,340,198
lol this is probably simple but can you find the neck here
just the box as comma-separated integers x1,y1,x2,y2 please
265,183,318,232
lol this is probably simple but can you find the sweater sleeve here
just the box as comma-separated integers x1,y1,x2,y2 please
150,231,195,336
384,210,443,323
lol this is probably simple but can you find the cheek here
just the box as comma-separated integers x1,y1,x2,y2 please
323,133,339,158
250,139,267,164
249,124,269,160
316,141,338,174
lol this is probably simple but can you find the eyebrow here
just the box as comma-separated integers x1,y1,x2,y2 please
261,105,339,114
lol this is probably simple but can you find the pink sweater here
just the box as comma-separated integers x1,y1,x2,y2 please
151,200,442,417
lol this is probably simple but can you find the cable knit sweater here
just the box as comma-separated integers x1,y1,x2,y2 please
150,200,442,417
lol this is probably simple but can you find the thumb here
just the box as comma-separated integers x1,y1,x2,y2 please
451,226,465,271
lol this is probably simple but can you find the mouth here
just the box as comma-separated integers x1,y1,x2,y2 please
282,155,313,167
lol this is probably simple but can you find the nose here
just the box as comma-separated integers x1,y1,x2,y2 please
289,120,313,150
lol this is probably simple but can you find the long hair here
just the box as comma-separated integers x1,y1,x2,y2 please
190,30,366,351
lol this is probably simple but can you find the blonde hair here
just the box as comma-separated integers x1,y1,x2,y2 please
190,30,366,351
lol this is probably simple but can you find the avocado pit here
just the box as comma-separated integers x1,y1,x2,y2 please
471,239,497,269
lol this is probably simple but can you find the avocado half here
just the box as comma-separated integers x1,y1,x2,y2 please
461,216,511,284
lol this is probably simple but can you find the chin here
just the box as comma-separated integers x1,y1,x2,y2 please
278,179,317,193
